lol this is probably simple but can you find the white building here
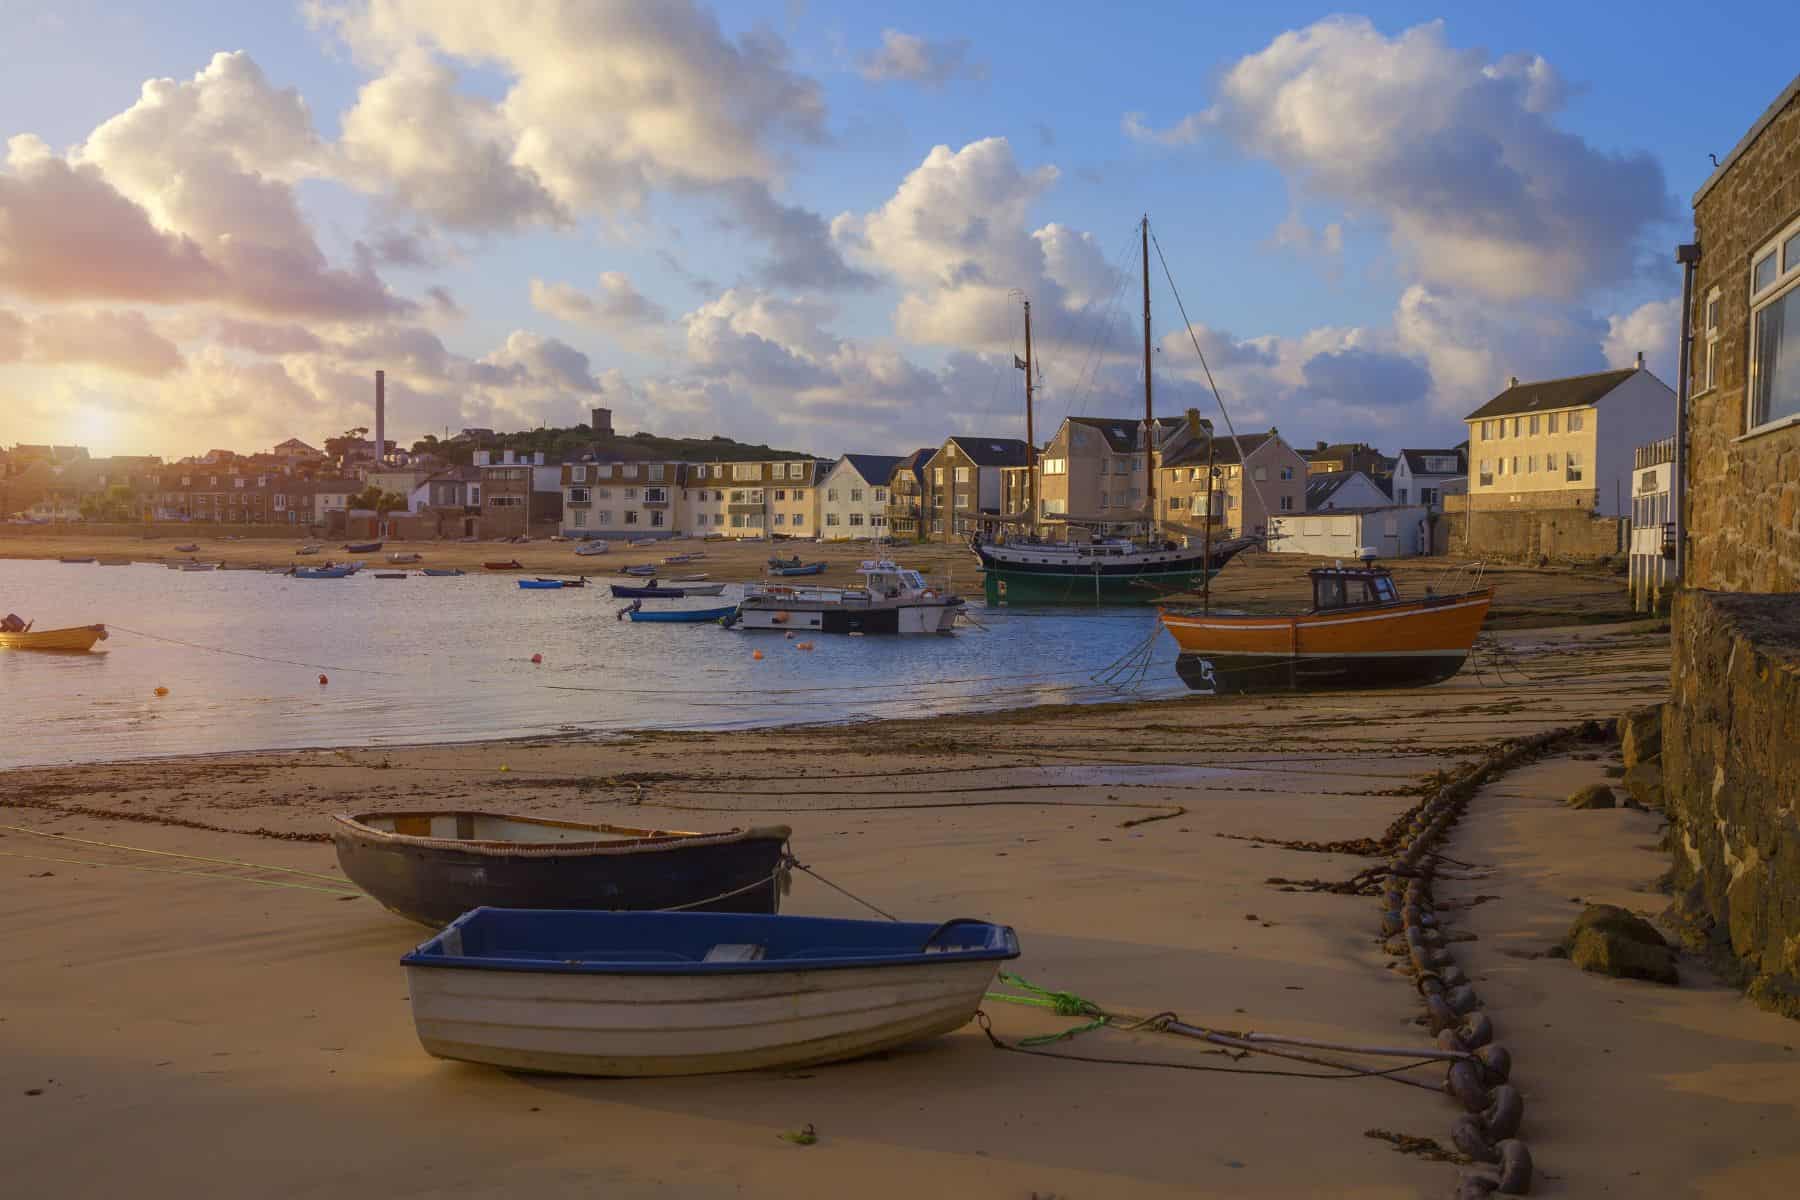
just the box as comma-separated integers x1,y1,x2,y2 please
1269,504,1432,559
818,454,901,540
678,460,824,539
1628,437,1677,612
1305,470,1392,511
1392,450,1466,511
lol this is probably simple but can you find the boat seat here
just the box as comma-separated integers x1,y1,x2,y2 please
702,943,766,963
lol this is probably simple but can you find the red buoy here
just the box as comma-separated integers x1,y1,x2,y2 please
531,653,543,664
318,674,329,686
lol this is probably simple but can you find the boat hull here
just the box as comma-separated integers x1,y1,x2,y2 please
974,537,1254,606
737,598,961,634
0,624,107,652
402,910,1019,1077
627,605,737,623
1161,589,1493,694
331,813,792,928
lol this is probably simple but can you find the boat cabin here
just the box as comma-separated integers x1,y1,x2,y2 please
858,560,928,597
1308,566,1400,612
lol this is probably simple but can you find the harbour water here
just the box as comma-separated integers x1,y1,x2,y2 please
0,559,1185,768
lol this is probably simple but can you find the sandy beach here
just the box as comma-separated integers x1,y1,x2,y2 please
4,600,1794,1198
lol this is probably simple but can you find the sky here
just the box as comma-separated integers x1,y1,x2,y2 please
0,0,1792,460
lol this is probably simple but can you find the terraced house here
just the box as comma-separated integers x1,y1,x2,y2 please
681,459,823,539
152,469,317,525
883,448,936,542
1036,415,1189,521
560,460,684,540
818,454,900,539
923,436,1030,542
1157,429,1307,538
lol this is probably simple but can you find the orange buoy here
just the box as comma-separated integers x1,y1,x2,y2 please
772,611,789,624
797,641,813,651
752,650,764,661
318,674,329,685
499,764,510,772
531,653,543,664
153,686,169,697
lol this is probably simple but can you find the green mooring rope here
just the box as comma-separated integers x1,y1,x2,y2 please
983,971,1113,1046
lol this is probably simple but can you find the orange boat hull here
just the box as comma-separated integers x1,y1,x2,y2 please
0,623,108,653
1159,589,1493,693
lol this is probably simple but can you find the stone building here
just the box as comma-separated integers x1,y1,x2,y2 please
1662,72,1800,1018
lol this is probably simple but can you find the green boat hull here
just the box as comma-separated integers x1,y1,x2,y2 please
982,565,1219,606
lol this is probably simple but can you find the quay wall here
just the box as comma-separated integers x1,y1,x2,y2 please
1442,496,1626,563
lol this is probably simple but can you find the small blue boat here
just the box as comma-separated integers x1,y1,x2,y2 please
626,604,737,624
294,565,356,579
610,582,686,598
518,579,564,590
770,562,827,577
421,568,465,577
401,909,1021,1076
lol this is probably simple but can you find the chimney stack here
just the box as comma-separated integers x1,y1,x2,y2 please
1635,351,1645,370
374,370,386,468
1508,375,1519,389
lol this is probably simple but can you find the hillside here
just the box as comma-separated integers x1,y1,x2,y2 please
410,426,819,466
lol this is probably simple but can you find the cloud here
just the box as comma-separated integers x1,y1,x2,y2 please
719,180,877,291
0,308,184,377
531,272,669,328
1122,111,1211,146
1394,283,1607,418
859,30,986,88
213,318,324,356
477,331,603,395
1603,297,1678,381
313,0,826,220
1201,17,1673,300
337,50,565,231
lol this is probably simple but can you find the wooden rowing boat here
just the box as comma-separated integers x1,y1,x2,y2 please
1159,565,1493,693
0,624,108,652
331,811,793,928
401,909,1021,1076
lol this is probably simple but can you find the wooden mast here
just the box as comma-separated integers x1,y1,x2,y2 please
1022,298,1038,538
1142,216,1158,541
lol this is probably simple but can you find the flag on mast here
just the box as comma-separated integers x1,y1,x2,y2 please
1013,355,1027,370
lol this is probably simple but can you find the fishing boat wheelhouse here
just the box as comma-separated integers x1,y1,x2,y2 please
1160,563,1493,693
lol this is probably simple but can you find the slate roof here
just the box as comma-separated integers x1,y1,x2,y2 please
946,436,1031,467
1162,431,1279,468
1301,442,1378,462
1305,470,1390,510
1067,415,1186,453
1399,449,1466,476
841,454,905,487
1464,369,1637,421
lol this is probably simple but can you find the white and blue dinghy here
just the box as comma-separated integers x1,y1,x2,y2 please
401,909,1021,1076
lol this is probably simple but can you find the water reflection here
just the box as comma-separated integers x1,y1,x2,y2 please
0,559,1185,768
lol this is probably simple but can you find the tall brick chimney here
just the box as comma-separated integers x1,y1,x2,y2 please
374,370,386,469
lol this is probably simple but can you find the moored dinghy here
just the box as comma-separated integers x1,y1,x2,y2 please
331,811,793,928
401,908,1021,1076
0,623,108,652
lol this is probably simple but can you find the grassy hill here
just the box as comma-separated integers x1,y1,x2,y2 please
411,426,819,466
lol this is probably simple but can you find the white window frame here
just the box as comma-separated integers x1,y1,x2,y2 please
1747,214,1800,435
1547,413,1559,434
1702,287,1721,394
954,467,971,484
1568,412,1584,432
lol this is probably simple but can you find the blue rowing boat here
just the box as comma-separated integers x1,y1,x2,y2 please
518,579,564,590
400,909,1021,1076
421,568,465,577
626,604,737,623
770,562,826,577
294,565,356,579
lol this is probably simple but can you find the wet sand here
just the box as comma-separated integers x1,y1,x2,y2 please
7,614,1789,1197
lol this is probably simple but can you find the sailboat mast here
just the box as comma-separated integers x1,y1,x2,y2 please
1142,216,1157,539
1023,298,1038,538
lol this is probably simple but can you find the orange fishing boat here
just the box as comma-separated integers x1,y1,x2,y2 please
0,623,109,653
1159,565,1492,693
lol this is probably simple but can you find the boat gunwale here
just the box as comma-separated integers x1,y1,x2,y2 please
402,908,1021,977
332,811,791,858
1159,587,1494,630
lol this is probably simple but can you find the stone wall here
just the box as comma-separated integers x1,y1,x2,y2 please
1686,84,1800,594
1663,590,1800,1017
1444,499,1625,563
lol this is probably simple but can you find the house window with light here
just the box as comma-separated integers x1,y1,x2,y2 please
1748,217,1800,431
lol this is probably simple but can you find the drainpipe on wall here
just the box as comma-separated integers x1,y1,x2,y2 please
1674,241,1701,584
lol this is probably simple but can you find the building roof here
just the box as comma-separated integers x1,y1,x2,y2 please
1162,430,1280,468
1305,470,1390,510
1301,441,1379,462
1066,415,1185,454
1276,503,1426,519
1400,449,1466,476
840,454,904,486
946,436,1031,467
1694,73,1800,206
1464,368,1637,421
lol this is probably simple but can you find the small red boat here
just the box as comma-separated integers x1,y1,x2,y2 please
483,560,523,571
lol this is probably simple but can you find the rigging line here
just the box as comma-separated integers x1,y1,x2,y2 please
0,822,351,886
1064,224,1142,422
0,848,360,896
1148,227,1279,536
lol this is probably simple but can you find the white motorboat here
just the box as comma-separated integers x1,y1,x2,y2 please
732,560,961,634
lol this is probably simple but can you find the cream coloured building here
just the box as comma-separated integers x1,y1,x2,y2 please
560,460,683,539
1464,364,1675,517
679,459,824,538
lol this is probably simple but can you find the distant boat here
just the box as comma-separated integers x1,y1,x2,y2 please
172,543,199,553
611,582,691,598
769,562,826,577
671,582,725,596
483,560,522,571
388,552,423,564
58,556,97,564
517,579,565,590
662,553,704,564
421,568,465,577
668,573,709,582
399,908,1020,1077
180,562,221,572
574,541,611,557
534,577,587,588
330,811,793,927
628,537,660,547
294,565,356,579
296,544,323,555
0,623,108,652
736,561,961,635
375,572,409,580
344,541,383,553
623,564,657,577
625,604,737,623
98,559,132,566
